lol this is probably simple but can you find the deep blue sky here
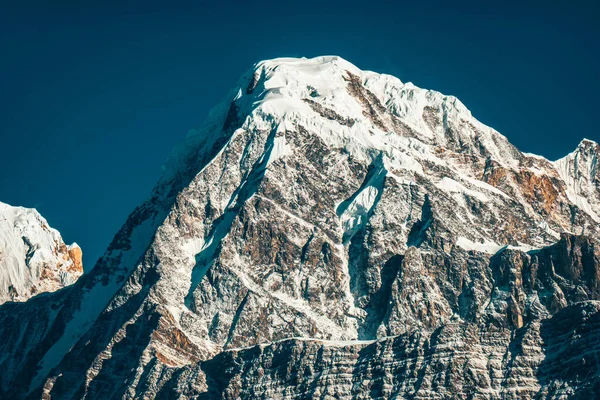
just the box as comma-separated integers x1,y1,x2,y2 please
1,1,598,269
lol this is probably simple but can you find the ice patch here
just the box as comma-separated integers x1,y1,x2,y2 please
436,177,489,202
456,237,539,255
463,176,509,199
537,220,561,239
340,186,379,232
456,236,503,254
337,157,387,242
266,136,292,166
507,243,539,252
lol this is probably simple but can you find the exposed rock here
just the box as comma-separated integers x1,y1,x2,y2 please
67,244,84,274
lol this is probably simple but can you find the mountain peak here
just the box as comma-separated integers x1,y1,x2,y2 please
2,57,600,399
0,202,83,303
579,137,599,147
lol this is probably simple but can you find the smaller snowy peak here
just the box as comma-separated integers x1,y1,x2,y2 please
554,138,600,223
579,138,599,147
556,138,599,162
562,138,600,164
554,138,600,189
0,201,83,304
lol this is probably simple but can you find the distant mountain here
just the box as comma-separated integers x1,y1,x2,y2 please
1,56,599,399
0,201,82,304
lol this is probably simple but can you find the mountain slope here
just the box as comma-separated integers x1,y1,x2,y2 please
1,56,600,399
0,202,82,304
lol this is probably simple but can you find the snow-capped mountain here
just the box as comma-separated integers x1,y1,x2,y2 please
0,201,82,304
1,56,599,399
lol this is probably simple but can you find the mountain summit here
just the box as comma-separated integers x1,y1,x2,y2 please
1,56,600,399
0,202,82,304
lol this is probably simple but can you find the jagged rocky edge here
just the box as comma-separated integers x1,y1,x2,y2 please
0,56,599,398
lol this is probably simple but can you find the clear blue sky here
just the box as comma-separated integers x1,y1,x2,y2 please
1,1,598,269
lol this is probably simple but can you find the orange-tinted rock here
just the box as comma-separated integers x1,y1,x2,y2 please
67,245,83,274
514,169,561,214
483,159,562,215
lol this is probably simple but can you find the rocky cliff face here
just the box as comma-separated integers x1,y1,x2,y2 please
1,56,600,399
0,202,83,304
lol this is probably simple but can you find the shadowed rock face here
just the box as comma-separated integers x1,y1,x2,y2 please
2,56,600,399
